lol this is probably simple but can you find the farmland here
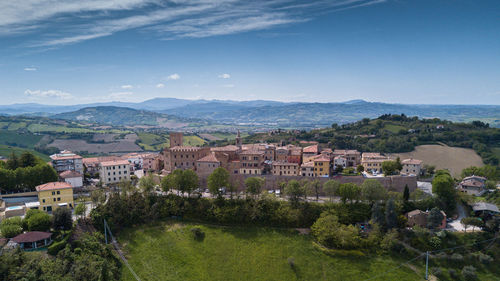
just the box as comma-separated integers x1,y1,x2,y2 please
118,221,420,281
391,144,484,177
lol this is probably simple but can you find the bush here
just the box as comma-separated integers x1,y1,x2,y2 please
462,265,477,281
1,217,24,238
26,212,51,231
191,227,205,241
448,269,459,279
450,253,464,264
47,230,72,255
429,236,441,249
477,252,493,264
435,252,447,260
430,267,443,278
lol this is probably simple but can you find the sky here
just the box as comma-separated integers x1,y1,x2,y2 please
0,0,499,105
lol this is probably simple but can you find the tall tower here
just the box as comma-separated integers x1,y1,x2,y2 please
169,132,183,148
235,130,242,148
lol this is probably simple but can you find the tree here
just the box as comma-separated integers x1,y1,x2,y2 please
118,179,134,196
311,211,362,249
461,217,483,232
178,169,199,197
19,152,38,168
403,184,410,202
307,179,322,201
427,207,444,230
52,207,73,230
207,167,230,198
90,189,106,208
371,202,385,226
382,160,400,175
161,173,176,193
26,211,51,231
75,203,87,220
432,170,456,213
277,181,287,198
6,152,18,170
245,177,264,199
336,183,361,204
139,174,156,194
1,217,23,238
323,180,340,201
356,164,364,173
284,180,306,206
385,199,398,229
361,179,387,203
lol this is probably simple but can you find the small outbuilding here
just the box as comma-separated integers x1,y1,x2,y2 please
472,202,500,216
12,231,52,250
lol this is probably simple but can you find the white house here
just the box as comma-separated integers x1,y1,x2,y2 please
59,170,83,188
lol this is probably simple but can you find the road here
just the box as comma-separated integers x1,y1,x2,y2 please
448,203,467,232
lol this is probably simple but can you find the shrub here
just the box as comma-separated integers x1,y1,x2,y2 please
435,252,447,260
448,269,459,279
429,236,441,249
1,217,24,238
287,257,296,270
191,227,205,241
450,253,464,264
477,252,493,264
26,212,51,231
462,265,477,281
430,267,443,278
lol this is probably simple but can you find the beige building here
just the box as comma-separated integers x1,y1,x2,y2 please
361,153,389,173
99,160,131,185
272,161,300,176
301,161,315,177
239,149,265,175
303,144,320,163
401,158,423,176
36,182,74,213
196,153,221,176
313,155,331,177
163,146,210,171
332,149,361,167
169,132,184,147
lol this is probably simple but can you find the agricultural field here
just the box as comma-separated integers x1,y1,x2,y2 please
183,135,206,146
119,222,421,281
137,132,168,151
391,144,484,177
48,134,142,154
0,130,43,148
0,144,50,161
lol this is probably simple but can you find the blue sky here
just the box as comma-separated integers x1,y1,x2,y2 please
0,0,499,105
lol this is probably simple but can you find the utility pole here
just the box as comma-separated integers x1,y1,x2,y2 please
425,251,429,280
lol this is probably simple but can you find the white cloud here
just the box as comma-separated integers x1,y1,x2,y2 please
156,83,165,88
222,84,235,88
107,91,133,99
25,89,73,99
167,73,180,80
218,73,231,79
121,84,133,89
0,1,386,46
24,67,37,71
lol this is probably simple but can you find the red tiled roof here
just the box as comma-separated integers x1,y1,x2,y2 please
211,145,240,152
13,231,52,243
59,170,82,178
240,149,265,155
36,182,72,191
303,145,319,154
314,155,330,162
170,146,202,151
50,154,82,160
100,160,130,166
197,153,219,163
402,158,423,165
301,161,314,167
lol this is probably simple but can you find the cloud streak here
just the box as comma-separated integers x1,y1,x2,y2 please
1,1,386,47
167,73,180,80
25,89,73,99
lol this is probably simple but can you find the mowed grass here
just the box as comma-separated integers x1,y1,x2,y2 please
118,222,421,281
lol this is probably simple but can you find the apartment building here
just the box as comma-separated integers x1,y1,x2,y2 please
36,182,74,213
163,146,210,171
83,156,122,175
332,149,361,167
301,161,314,177
239,149,265,175
196,153,221,176
313,155,331,177
361,153,389,173
272,161,300,176
50,151,83,174
99,160,131,185
303,144,320,163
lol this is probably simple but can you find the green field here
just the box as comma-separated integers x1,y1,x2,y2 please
183,135,206,146
0,144,50,161
118,222,421,281
492,147,500,160
137,132,168,151
0,130,43,147
210,132,249,141
383,123,408,134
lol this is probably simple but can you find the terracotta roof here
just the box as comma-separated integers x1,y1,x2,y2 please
272,161,298,166
301,161,314,168
240,149,265,155
59,170,82,178
36,182,73,191
197,153,219,163
50,154,82,160
333,149,360,155
83,156,121,165
211,145,240,152
460,179,485,188
407,209,426,217
402,158,423,165
100,160,130,166
314,155,330,162
13,232,52,243
362,152,384,158
303,145,319,154
170,146,202,151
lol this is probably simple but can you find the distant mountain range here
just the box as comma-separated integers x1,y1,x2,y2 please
1,98,499,128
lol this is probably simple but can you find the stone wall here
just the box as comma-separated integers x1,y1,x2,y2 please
199,174,417,194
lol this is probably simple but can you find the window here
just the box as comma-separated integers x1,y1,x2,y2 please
53,198,56,201
42,199,45,203
57,197,61,201
57,191,60,195
52,191,55,195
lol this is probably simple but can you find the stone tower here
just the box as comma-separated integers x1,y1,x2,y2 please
169,132,183,148
235,130,242,148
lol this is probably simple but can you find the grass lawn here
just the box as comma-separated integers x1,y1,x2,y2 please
383,124,407,134
118,222,422,281
492,147,500,160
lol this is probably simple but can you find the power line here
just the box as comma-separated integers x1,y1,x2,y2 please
104,219,141,281
364,253,425,281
